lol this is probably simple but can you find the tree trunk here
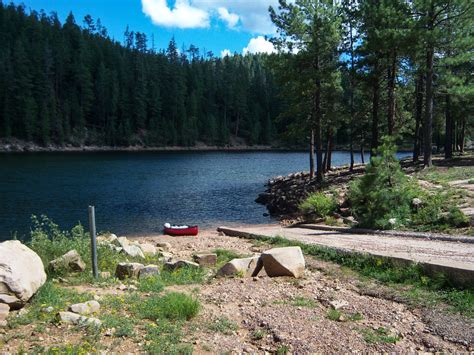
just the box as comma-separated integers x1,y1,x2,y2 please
460,117,466,153
371,58,380,157
387,50,397,135
413,71,424,162
423,5,434,168
327,131,333,171
444,94,453,159
349,17,355,171
360,144,365,164
309,128,315,179
314,57,323,182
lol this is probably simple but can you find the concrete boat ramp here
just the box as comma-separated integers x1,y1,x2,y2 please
217,224,474,288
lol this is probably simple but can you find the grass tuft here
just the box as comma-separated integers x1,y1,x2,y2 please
135,292,200,321
207,316,238,335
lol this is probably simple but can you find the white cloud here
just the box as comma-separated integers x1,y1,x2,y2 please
221,49,232,57
217,7,239,28
243,36,276,55
142,0,278,34
142,0,209,29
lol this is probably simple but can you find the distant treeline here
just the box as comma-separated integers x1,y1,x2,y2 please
0,2,280,147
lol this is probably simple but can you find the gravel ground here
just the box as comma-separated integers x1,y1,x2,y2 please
2,229,472,353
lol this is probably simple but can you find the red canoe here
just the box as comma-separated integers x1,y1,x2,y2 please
163,225,199,236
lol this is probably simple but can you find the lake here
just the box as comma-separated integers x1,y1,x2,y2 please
0,150,410,240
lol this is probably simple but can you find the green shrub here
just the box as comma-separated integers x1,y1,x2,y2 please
136,292,200,321
300,192,337,217
349,137,419,229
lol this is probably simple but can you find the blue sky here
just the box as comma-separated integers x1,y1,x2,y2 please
11,0,279,57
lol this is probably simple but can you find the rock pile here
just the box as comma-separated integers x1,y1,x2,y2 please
49,250,86,272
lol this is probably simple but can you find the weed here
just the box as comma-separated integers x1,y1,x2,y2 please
291,297,317,308
101,314,136,338
138,275,165,292
207,316,238,335
136,292,200,321
160,267,206,286
347,312,364,321
327,309,342,321
251,329,267,340
276,345,290,354
213,248,248,268
361,327,399,344
300,192,337,218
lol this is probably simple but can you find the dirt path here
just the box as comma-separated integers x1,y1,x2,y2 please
218,225,474,272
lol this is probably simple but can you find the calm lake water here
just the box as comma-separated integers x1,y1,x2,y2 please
0,151,410,240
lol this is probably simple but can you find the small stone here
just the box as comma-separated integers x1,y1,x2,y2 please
121,245,145,259
41,306,54,314
57,311,101,327
155,242,172,251
128,285,138,291
49,250,86,273
163,260,200,271
99,271,111,279
118,284,127,291
217,257,259,277
329,300,349,310
115,262,144,280
138,243,157,256
139,265,160,278
193,253,217,267
69,301,100,315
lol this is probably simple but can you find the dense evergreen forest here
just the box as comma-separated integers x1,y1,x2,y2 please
0,2,280,147
0,1,472,179
269,0,473,180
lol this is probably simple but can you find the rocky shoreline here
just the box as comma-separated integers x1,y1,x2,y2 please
256,164,367,218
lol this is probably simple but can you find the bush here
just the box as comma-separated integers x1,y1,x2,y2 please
299,192,337,217
349,138,419,229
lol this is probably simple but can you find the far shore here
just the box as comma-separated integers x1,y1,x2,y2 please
0,140,413,154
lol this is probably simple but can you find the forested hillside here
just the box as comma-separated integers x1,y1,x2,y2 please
0,2,280,147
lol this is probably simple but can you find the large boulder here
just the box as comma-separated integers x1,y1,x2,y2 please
138,243,157,256
0,240,47,309
121,245,145,259
0,303,9,327
115,262,144,280
253,247,305,278
139,265,160,278
49,250,86,273
217,257,259,277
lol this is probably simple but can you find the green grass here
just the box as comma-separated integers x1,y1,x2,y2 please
327,309,363,322
207,316,239,335
252,235,474,318
101,314,136,338
250,329,267,340
291,296,317,308
144,321,192,354
7,281,92,328
327,309,342,321
417,166,474,184
361,327,400,344
135,292,200,321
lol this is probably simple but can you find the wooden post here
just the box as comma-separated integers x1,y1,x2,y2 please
88,206,98,279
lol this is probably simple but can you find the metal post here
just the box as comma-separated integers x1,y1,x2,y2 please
88,206,99,279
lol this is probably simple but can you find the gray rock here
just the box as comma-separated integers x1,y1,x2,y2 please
97,233,118,244
0,240,47,309
139,265,160,278
121,245,145,259
217,257,259,277
329,300,349,310
253,247,305,278
193,253,217,267
69,300,100,315
115,262,144,280
163,260,200,271
138,243,157,256
49,250,86,273
113,236,130,249
57,311,102,327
